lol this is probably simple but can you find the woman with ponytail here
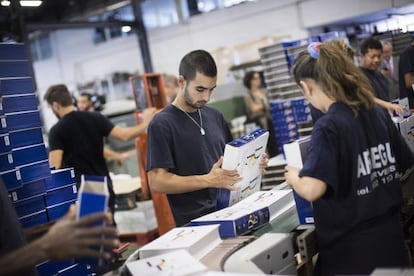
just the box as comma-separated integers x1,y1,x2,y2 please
285,41,413,275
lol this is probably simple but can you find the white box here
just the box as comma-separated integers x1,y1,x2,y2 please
138,224,222,260
217,129,269,209
283,136,314,225
192,190,294,238
127,249,207,276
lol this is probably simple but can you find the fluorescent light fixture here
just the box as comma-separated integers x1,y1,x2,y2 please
121,26,131,33
1,0,10,6
20,1,43,7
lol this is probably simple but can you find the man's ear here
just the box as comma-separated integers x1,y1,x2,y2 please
299,80,312,97
178,75,186,90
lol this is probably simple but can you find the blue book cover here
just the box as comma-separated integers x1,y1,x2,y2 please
76,175,109,268
217,129,269,210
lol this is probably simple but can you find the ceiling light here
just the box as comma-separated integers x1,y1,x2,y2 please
121,26,131,33
20,1,43,7
1,0,10,6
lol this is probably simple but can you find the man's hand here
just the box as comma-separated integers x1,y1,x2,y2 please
205,157,242,190
259,153,269,175
39,205,119,261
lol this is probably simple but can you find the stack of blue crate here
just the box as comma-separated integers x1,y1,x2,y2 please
0,43,51,228
269,97,312,155
0,43,90,275
269,100,299,154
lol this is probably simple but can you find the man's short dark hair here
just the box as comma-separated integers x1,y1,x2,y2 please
44,84,73,107
360,37,383,55
179,49,217,81
79,92,92,101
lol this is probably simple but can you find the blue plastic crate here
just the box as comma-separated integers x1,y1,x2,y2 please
0,94,38,115
14,194,46,218
47,199,76,221
0,169,21,190
19,160,51,184
45,184,78,207
19,209,48,228
0,43,27,60
9,127,44,150
9,178,46,202
0,151,14,172
0,78,34,96
45,168,76,191
4,110,42,132
36,260,75,276
13,143,47,167
0,61,30,78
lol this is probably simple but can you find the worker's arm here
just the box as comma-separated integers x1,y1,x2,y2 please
404,72,414,89
284,165,327,202
109,107,156,142
374,97,403,116
48,149,63,169
103,148,130,164
148,157,242,194
0,205,119,276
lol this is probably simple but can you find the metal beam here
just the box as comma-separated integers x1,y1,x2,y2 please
131,0,153,73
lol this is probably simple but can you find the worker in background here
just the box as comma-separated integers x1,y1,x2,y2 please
44,84,156,223
398,34,414,110
0,178,119,276
380,40,399,100
76,92,131,166
359,37,403,116
163,74,179,103
285,41,413,275
146,49,268,226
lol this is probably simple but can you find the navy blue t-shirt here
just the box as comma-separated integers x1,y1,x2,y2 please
399,44,414,108
146,105,233,226
300,103,413,249
360,67,390,102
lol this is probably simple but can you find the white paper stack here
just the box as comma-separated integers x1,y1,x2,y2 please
217,129,269,209
138,225,222,260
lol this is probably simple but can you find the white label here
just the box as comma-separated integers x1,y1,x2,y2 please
1,118,6,128
72,185,77,194
7,154,13,164
70,169,75,178
11,192,18,201
15,170,21,180
4,135,9,146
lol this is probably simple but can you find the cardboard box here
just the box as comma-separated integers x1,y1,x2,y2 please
217,129,269,209
192,190,294,238
45,168,76,191
138,224,221,260
283,136,314,225
127,249,207,276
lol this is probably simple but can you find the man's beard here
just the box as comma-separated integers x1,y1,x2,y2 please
183,86,207,109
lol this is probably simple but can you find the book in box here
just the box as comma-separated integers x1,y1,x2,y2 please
192,190,294,238
217,129,269,209
283,136,314,225
138,224,221,260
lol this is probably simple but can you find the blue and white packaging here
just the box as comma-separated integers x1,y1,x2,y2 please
217,129,269,209
76,175,109,268
192,190,294,238
283,136,314,225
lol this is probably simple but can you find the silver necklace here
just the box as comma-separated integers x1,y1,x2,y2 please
177,105,205,136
